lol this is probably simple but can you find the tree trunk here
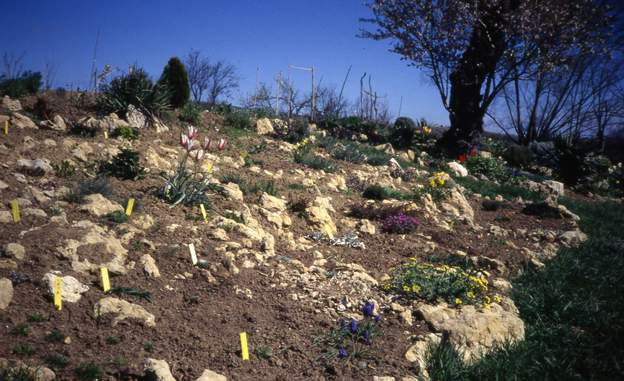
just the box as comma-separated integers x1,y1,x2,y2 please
437,3,510,157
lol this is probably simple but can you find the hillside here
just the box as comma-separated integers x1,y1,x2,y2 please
0,93,608,381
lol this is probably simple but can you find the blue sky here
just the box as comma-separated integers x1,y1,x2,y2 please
1,0,449,124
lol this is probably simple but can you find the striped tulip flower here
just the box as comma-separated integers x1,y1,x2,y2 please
217,138,227,151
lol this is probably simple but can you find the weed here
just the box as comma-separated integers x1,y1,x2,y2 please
74,362,103,381
11,323,29,336
103,210,128,224
27,313,46,323
105,335,121,345
109,286,152,302
52,160,76,178
12,343,35,356
46,329,64,342
143,341,155,352
0,366,37,381
255,346,273,360
455,176,544,202
362,185,406,200
99,148,145,180
178,102,202,125
45,353,70,370
111,126,139,141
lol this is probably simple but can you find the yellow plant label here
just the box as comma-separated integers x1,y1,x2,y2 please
189,243,198,265
240,332,249,360
3,120,7,135
10,199,20,223
125,198,135,216
54,276,62,311
200,204,207,222
206,161,213,174
104,130,108,139
100,267,111,293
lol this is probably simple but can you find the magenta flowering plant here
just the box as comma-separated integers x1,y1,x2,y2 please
161,126,227,206
381,213,420,234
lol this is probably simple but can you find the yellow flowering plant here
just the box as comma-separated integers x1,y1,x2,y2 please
384,261,497,309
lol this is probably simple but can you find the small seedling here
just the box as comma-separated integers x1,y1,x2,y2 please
143,341,155,352
255,346,273,360
27,313,46,323
46,353,70,370
103,210,128,224
11,323,29,336
12,343,35,356
46,329,64,342
106,335,121,345
74,362,103,381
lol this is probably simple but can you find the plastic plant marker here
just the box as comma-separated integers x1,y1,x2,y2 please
206,161,213,174
10,199,20,223
104,130,108,139
240,332,249,360
189,243,198,265
125,198,135,216
100,267,111,293
54,276,62,311
200,204,208,222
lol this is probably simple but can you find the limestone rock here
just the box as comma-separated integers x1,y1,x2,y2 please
79,193,124,217
42,272,89,303
0,358,55,381
259,192,287,212
255,117,274,135
2,95,22,111
196,369,227,381
40,114,67,131
405,333,441,380
17,158,54,176
358,219,376,235
559,229,587,247
141,254,160,278
440,188,474,222
416,300,524,363
543,180,565,197
305,196,337,238
0,179,8,190
127,104,147,128
221,182,244,202
56,220,131,274
448,161,468,177
0,278,13,310
144,358,176,381
11,112,36,128
95,297,155,327
4,243,25,260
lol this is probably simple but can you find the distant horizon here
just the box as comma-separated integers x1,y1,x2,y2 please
1,0,451,125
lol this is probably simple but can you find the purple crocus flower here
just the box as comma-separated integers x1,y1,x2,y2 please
338,348,348,359
362,301,375,317
374,315,381,323
339,319,347,331
350,318,358,334
363,329,371,344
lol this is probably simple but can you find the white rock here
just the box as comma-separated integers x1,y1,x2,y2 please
0,278,13,310
17,158,54,176
196,369,227,381
11,112,36,128
144,358,176,381
448,161,468,177
255,117,274,135
4,243,25,260
95,297,155,327
42,272,89,303
141,254,160,278
79,193,124,217
2,95,22,111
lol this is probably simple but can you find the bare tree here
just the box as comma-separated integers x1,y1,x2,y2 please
316,84,349,118
1,52,25,79
185,50,239,105
362,0,616,154
242,81,274,111
185,50,211,102
43,60,57,90
205,60,239,105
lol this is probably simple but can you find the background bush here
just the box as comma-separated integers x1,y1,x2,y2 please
0,71,42,98
389,117,416,149
99,67,170,119
158,57,190,108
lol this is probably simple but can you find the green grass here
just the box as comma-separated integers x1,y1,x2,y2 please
426,198,624,381
454,176,544,202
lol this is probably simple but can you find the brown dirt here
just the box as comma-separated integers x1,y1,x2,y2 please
0,94,574,380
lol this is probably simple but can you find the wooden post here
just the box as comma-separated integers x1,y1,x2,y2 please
275,71,281,116
311,66,315,121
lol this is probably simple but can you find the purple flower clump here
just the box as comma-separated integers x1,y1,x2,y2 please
381,213,420,234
